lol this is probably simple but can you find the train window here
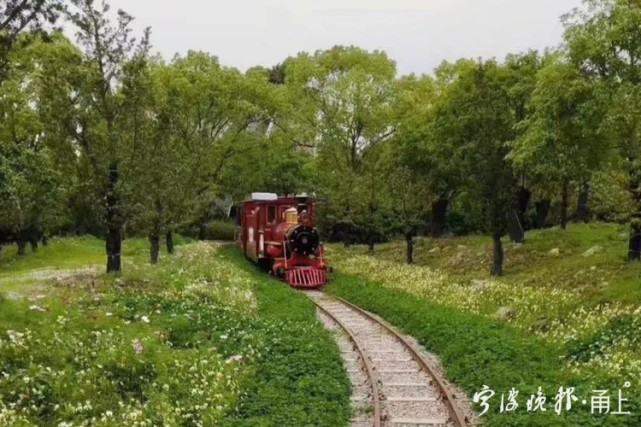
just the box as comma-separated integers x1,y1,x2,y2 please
267,205,276,224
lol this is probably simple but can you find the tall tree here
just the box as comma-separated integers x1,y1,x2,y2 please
0,33,75,255
399,63,469,238
124,52,277,263
509,53,607,230
564,0,641,259
503,51,544,241
66,0,150,272
380,144,431,264
284,46,400,245
432,60,517,276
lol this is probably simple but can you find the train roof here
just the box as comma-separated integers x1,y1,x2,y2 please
242,193,314,204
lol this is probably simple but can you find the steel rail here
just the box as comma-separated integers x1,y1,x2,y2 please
334,296,469,427
310,299,382,427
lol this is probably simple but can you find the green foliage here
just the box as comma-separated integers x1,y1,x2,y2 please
0,274,253,425
220,247,351,427
0,33,75,238
567,314,641,364
564,0,641,255
0,239,351,426
432,60,518,240
330,222,641,411
589,170,633,222
0,236,105,273
0,0,65,84
200,221,236,241
510,53,608,194
282,46,402,242
3,0,641,274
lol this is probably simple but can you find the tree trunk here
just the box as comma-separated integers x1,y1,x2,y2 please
516,186,531,231
367,201,376,252
534,199,551,229
508,186,530,243
340,229,351,247
16,228,30,256
575,182,590,223
629,222,641,261
29,229,38,252
507,210,525,243
150,200,163,264
16,239,26,256
490,232,504,276
166,231,174,254
628,166,641,261
42,235,48,246
560,178,570,230
106,164,122,273
367,228,377,252
149,232,160,264
430,197,448,238
405,232,414,265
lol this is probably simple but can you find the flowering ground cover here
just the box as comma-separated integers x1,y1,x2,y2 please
0,238,350,426
328,223,641,426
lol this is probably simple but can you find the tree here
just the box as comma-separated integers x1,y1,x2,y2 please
0,1,67,255
432,60,517,276
380,147,431,264
398,64,467,238
510,53,607,230
66,0,150,272
283,46,400,245
0,33,74,255
0,0,65,84
564,0,641,260
118,51,282,263
503,51,544,241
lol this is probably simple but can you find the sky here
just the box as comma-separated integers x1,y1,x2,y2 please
104,0,584,76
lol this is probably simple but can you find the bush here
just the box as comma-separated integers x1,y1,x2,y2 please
205,221,237,241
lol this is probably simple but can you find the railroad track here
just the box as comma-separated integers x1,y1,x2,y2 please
306,291,469,427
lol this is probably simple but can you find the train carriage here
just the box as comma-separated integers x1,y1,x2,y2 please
236,193,330,288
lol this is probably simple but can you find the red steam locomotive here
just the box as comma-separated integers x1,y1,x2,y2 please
236,193,330,288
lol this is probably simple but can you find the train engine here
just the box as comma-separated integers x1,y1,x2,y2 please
236,193,329,288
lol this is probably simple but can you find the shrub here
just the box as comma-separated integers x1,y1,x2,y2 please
206,221,237,241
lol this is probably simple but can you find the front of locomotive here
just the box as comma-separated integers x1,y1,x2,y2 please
269,207,329,288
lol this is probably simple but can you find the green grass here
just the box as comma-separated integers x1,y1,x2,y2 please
327,274,640,427
342,223,641,303
0,234,195,275
0,236,106,273
219,247,351,427
0,237,351,426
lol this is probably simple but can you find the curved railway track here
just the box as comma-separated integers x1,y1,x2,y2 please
306,291,469,427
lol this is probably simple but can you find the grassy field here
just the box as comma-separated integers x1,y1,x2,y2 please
0,237,351,426
327,223,641,426
2,223,638,426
